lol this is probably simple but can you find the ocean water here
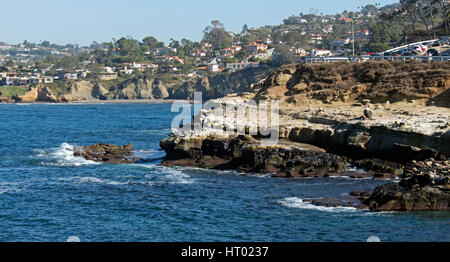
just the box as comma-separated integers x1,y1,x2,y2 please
0,103,448,242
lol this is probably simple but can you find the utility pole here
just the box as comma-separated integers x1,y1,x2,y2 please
352,19,355,58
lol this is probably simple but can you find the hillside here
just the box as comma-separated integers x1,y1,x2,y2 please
6,66,272,103
254,61,450,107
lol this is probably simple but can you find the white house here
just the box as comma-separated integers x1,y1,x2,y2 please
312,49,331,57
226,61,260,72
207,58,220,72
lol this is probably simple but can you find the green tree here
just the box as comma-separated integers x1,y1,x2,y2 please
4,59,15,68
235,50,250,61
56,56,80,70
115,37,143,60
203,20,233,50
368,42,391,52
242,24,249,33
282,31,309,47
142,36,165,50
41,41,50,47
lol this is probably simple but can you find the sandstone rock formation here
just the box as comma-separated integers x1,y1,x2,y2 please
73,143,141,164
254,61,450,104
159,61,450,211
14,85,59,102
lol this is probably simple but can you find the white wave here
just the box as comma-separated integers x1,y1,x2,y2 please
159,166,196,184
278,197,359,213
240,172,273,178
327,174,373,180
36,143,99,167
0,182,20,195
138,165,196,185
161,166,272,179
57,176,128,186
346,166,367,173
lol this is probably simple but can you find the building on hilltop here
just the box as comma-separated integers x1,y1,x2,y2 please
226,61,260,72
244,42,268,54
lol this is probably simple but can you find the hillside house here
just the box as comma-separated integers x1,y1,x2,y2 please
244,43,268,54
226,61,260,72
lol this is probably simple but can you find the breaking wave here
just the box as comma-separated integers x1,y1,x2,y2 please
137,164,197,185
34,143,99,167
56,176,128,186
278,197,359,213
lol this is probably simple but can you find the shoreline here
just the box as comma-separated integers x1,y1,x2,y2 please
157,63,450,213
0,98,191,105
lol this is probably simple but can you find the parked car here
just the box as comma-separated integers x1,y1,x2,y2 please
433,36,450,46
384,51,398,56
439,36,449,44
427,49,439,56
402,51,413,56
411,44,427,53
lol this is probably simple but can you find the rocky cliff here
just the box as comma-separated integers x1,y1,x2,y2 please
254,61,450,105
159,60,450,211
14,85,61,103
169,67,270,100
5,66,271,103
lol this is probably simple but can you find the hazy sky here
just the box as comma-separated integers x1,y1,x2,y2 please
1,0,398,46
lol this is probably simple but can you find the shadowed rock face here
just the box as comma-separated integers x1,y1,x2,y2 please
74,143,141,164
364,159,450,211
288,124,450,160
366,182,450,211
160,135,404,180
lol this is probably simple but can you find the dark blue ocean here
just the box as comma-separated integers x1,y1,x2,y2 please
0,103,448,242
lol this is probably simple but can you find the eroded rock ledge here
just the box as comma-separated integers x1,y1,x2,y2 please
364,159,450,211
161,134,401,179
74,143,141,164
159,94,449,211
160,133,449,211
159,61,450,211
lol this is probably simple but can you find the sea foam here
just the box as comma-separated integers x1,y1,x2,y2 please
278,197,359,213
138,164,196,185
36,143,99,167
57,176,128,186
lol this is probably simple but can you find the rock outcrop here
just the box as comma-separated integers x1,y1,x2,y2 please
14,85,59,102
168,66,270,100
92,83,111,100
364,159,450,211
161,134,405,179
159,61,450,211
255,61,450,105
74,143,141,164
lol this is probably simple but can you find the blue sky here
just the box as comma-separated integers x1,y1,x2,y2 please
1,0,398,46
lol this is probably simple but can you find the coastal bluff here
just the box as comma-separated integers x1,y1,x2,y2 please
160,61,450,211
6,66,270,103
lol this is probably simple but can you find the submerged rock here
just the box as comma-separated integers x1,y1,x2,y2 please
74,143,141,164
